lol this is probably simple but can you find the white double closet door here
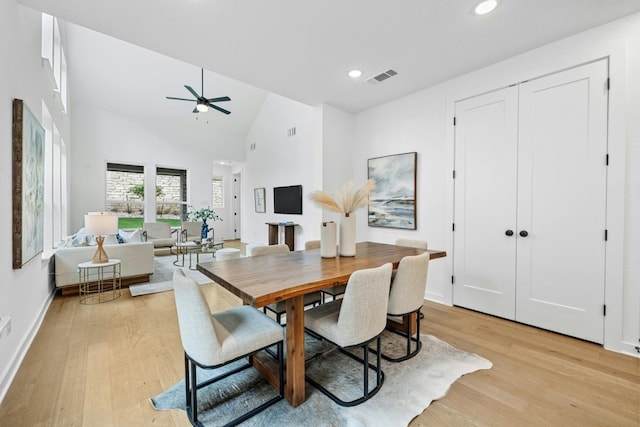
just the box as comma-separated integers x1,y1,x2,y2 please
453,59,609,343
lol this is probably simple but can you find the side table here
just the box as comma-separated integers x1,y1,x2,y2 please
172,241,198,267
78,259,122,304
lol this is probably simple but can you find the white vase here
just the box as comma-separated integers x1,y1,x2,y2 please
320,221,337,258
339,213,356,257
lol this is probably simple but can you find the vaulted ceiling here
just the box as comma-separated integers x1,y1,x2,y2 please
19,0,640,148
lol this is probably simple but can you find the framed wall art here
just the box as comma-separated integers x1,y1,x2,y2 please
12,98,45,269
368,152,417,230
254,187,266,213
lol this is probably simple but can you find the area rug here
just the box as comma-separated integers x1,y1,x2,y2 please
129,254,213,296
151,331,492,426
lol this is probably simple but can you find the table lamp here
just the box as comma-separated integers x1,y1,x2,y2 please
85,212,118,263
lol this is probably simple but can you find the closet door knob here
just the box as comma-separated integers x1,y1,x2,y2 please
505,230,514,236
519,230,529,237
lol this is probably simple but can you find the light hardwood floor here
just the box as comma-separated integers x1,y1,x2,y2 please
1,241,638,426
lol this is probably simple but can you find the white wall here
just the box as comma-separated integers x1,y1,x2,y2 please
242,93,320,248
355,12,640,356
355,86,450,301
320,104,357,227
68,106,239,239
0,1,71,401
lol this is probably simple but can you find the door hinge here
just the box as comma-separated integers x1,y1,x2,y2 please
606,154,609,165
603,305,607,316
453,117,456,126
606,77,610,90
605,229,608,241
451,275,455,285
453,170,456,179
452,223,455,232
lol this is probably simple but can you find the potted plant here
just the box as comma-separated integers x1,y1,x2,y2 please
187,207,222,240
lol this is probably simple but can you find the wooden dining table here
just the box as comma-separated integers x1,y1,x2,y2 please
197,241,446,407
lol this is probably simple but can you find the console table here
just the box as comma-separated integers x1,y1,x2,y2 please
266,222,298,251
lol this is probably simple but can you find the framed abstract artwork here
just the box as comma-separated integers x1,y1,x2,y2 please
12,99,45,269
254,187,266,213
368,152,417,230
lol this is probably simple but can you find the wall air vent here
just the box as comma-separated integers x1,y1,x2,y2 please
366,69,398,84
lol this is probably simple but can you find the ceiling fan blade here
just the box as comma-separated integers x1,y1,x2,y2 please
209,103,231,115
192,107,199,113
207,96,231,103
166,96,196,102
184,85,200,99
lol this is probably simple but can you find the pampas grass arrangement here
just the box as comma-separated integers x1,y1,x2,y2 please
309,179,375,216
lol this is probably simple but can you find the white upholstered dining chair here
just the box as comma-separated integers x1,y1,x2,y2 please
172,268,284,426
384,252,430,362
395,238,428,249
304,263,393,406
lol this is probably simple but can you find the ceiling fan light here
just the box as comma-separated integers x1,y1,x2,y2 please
196,102,208,112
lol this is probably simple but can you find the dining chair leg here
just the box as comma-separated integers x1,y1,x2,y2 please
363,341,369,399
189,358,200,426
278,342,284,397
376,336,382,385
382,310,423,362
184,353,190,408
406,314,412,358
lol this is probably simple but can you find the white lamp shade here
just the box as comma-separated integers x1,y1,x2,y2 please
84,213,118,236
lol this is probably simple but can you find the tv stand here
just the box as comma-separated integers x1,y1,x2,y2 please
266,222,298,251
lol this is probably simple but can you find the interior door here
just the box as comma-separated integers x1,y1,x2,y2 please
453,86,519,319
232,173,241,240
515,60,608,343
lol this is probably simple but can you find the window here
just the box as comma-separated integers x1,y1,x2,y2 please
106,163,144,227
212,176,223,209
41,13,67,112
42,102,67,250
157,167,188,221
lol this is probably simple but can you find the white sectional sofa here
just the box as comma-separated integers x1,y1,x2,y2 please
54,242,155,294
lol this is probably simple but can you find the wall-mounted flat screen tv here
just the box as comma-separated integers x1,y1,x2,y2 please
273,185,303,215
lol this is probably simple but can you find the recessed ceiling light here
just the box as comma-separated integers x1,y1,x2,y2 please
474,0,498,15
348,69,363,78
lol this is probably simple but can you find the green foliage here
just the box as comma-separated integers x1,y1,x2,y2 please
117,217,180,229
187,206,222,222
129,184,164,200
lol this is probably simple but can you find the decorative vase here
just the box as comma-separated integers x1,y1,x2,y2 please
320,221,337,258
339,213,356,257
201,219,209,240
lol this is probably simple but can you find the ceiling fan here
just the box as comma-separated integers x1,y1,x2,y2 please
166,68,231,115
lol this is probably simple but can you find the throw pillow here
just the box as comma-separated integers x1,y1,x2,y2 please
119,229,141,243
68,228,90,247
103,235,118,245
116,234,124,244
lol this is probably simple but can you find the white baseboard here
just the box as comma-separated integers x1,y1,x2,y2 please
0,289,56,404
618,341,640,358
425,293,451,306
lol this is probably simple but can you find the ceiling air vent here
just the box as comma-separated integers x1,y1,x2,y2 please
366,69,398,84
